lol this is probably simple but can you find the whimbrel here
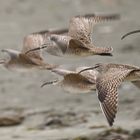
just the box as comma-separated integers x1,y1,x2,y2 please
26,13,120,57
79,63,140,126
41,66,98,93
121,29,140,40
0,28,68,72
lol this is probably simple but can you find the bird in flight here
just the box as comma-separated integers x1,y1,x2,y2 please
79,63,140,126
41,66,98,93
0,28,68,72
26,13,120,57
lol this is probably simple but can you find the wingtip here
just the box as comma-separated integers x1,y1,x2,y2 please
98,53,113,56
108,119,114,127
75,13,120,20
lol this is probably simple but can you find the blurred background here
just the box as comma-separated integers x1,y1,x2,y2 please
0,0,140,139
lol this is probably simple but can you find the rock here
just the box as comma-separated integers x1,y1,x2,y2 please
0,108,24,126
92,128,130,140
131,129,140,138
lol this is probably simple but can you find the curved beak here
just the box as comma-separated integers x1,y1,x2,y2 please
121,30,140,40
41,79,58,88
78,66,99,74
25,44,48,55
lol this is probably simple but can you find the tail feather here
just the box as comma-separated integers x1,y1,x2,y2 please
90,46,113,56
98,53,113,56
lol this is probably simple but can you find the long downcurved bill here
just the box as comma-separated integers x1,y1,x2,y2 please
78,66,98,74
41,79,58,88
25,44,48,55
121,30,140,40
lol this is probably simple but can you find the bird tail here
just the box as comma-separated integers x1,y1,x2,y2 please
90,46,113,56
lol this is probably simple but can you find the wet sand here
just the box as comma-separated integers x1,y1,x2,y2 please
0,0,140,139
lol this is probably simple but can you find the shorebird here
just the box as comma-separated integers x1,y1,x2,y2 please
121,29,140,40
41,66,98,93
0,28,68,72
26,13,120,57
79,63,140,126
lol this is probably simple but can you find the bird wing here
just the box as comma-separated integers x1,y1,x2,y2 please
68,15,94,45
64,73,93,85
47,28,68,35
52,68,75,76
76,66,98,83
96,68,132,126
22,28,68,59
22,34,44,60
68,14,119,47
68,39,90,50
49,34,71,54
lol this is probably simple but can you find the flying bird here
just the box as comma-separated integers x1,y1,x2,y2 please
26,13,120,57
41,66,98,93
79,63,140,126
0,28,68,72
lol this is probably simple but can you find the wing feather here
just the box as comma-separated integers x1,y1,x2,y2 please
68,14,119,46
96,69,132,126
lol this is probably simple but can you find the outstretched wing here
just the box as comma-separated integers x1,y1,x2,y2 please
96,68,132,126
68,39,90,50
76,66,98,83
52,68,75,76
22,34,44,60
64,73,93,85
47,28,68,35
22,28,68,59
68,14,94,45
68,13,119,46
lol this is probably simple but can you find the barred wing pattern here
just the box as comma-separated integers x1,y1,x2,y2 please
22,29,68,59
68,14,120,47
22,34,44,60
96,68,132,126
68,15,94,45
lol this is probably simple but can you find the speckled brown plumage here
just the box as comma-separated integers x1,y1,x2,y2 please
0,28,68,71
41,67,98,93
79,63,140,126
27,13,119,57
